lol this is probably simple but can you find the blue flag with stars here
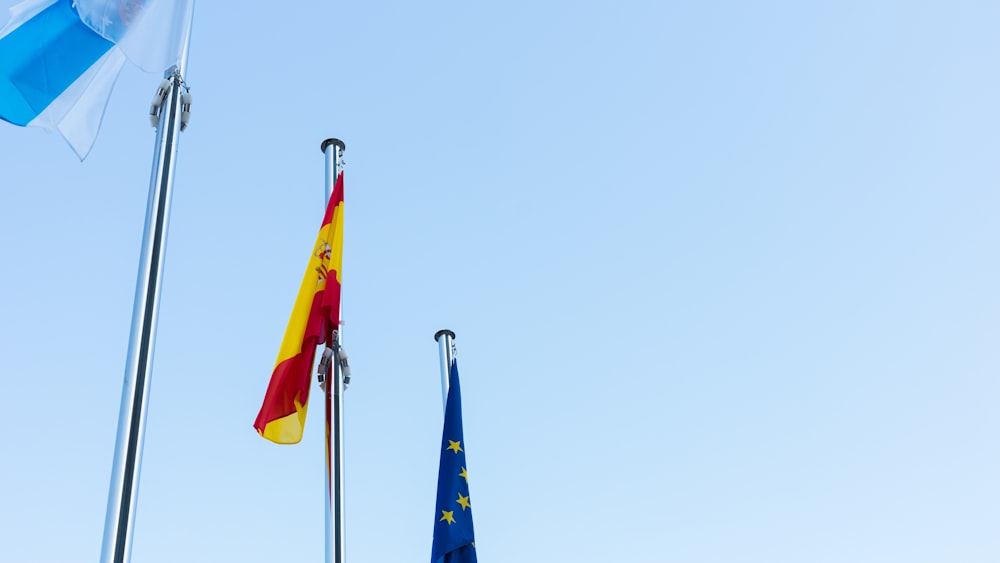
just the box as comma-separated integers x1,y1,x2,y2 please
431,359,477,563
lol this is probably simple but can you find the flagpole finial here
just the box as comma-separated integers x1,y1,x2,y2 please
434,329,456,342
321,138,346,154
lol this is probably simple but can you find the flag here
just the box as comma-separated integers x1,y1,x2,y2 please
432,359,477,563
254,172,345,444
0,0,193,159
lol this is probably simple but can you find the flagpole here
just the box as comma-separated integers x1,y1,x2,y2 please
434,330,456,410
321,137,347,563
100,6,195,561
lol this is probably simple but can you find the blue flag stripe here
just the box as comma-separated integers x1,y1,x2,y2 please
0,0,113,125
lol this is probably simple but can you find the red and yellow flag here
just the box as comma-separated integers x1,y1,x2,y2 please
254,172,344,444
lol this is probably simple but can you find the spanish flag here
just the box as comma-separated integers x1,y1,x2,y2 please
254,172,344,444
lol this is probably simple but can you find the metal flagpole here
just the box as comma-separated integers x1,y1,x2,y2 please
100,6,195,562
321,138,347,563
434,330,456,411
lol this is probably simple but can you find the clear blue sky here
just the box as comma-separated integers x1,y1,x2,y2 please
2,1,999,561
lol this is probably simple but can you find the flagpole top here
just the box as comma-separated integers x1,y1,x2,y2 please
434,329,456,342
321,138,346,154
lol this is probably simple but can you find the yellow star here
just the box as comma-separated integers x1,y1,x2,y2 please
459,467,469,483
456,492,471,511
440,510,456,525
447,440,463,454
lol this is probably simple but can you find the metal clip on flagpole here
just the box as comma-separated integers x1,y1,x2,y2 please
100,62,192,563
321,137,347,563
434,330,457,412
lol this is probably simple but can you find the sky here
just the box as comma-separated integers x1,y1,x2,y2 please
1,1,999,562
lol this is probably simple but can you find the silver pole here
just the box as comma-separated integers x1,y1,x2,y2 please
434,330,456,411
99,66,187,563
321,138,346,563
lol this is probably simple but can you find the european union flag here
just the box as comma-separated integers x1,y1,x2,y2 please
431,360,477,563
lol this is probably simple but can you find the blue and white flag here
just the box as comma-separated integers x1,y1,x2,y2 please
0,0,192,159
